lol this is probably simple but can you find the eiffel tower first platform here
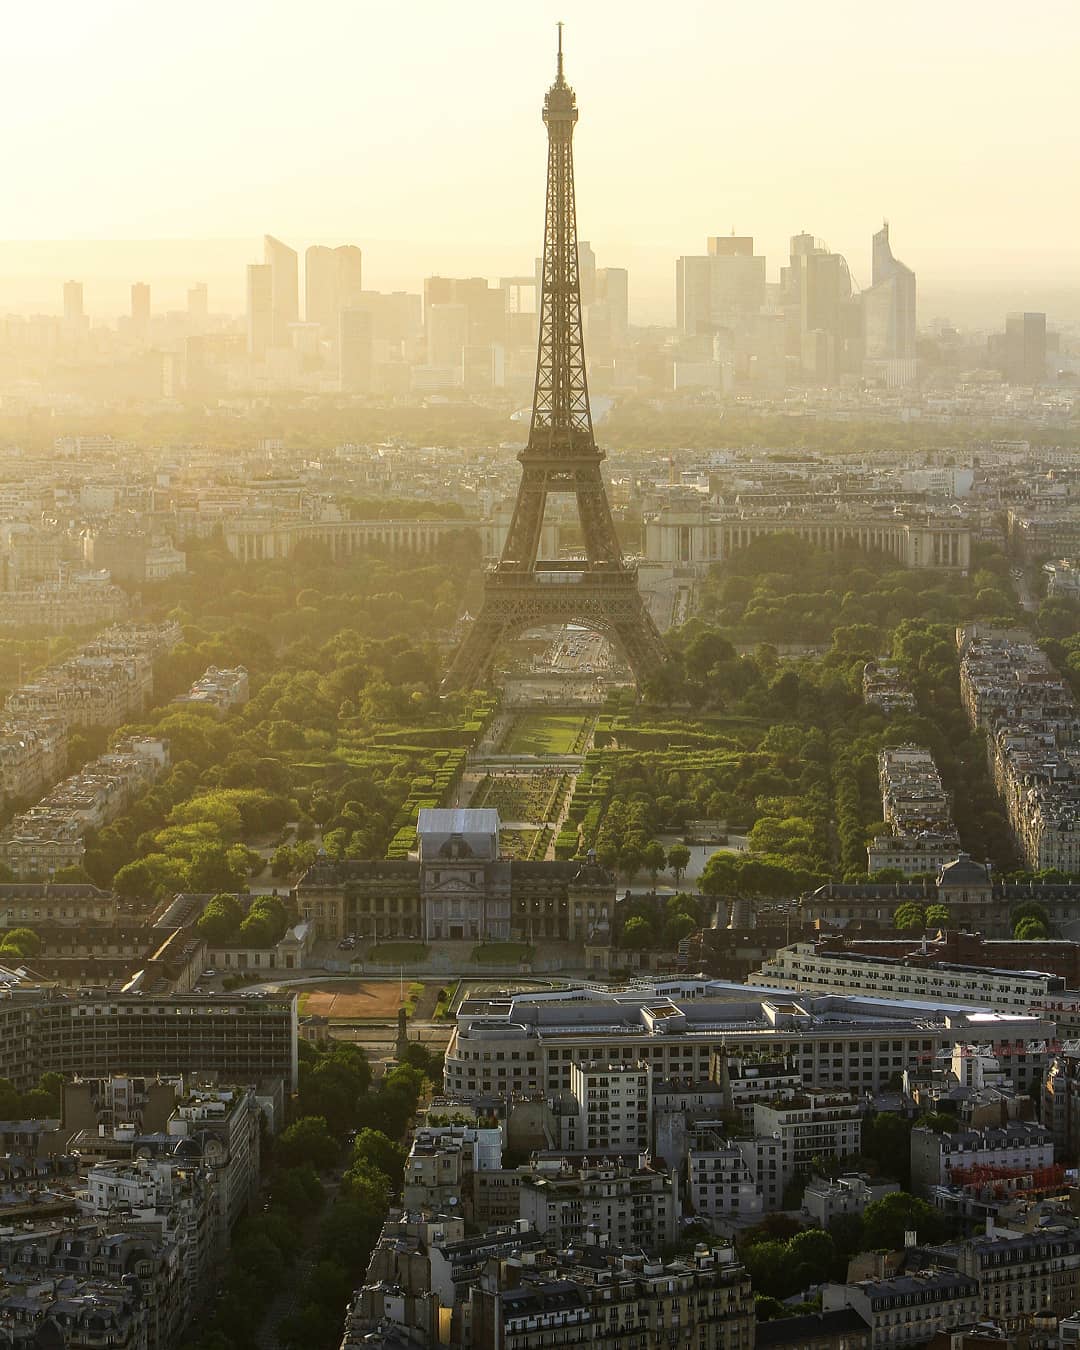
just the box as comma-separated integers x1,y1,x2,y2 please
442,30,667,693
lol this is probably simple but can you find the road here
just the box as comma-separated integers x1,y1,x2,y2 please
1012,567,1038,613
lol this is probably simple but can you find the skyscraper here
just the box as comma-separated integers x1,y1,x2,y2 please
63,280,84,325
424,276,505,346
1004,312,1047,384
676,237,766,336
577,239,597,306
246,263,273,359
862,221,916,361
339,309,374,393
306,245,363,334
263,235,299,347
187,282,208,321
427,303,469,370
595,267,629,341
131,283,150,339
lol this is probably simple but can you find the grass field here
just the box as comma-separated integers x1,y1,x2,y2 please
471,942,534,965
368,942,430,965
503,713,587,756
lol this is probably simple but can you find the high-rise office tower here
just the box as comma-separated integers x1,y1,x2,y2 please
305,245,363,334
63,280,84,324
862,222,916,360
339,309,374,392
1004,312,1047,384
263,235,299,347
187,282,209,321
246,263,273,358
577,239,597,307
131,283,150,338
427,303,469,369
676,237,765,336
595,267,629,340
352,291,423,347
424,276,505,346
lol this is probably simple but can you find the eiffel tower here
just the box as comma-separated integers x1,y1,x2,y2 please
443,28,667,692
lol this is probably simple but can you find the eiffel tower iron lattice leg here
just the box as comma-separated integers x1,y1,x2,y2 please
442,29,668,692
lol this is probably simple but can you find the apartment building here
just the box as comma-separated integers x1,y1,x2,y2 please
953,1226,1080,1330
753,1091,863,1187
0,734,169,876
753,941,1065,1015
568,1059,652,1155
910,1123,1054,1195
171,664,250,715
804,1173,900,1227
958,629,1080,871
823,1271,981,1349
687,1128,768,1220
866,743,962,875
517,1156,679,1251
469,1242,754,1350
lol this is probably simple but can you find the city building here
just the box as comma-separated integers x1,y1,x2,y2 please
264,234,299,348
0,988,297,1092
131,282,150,339
803,1172,900,1228
676,236,766,336
823,1271,982,1349
1002,312,1047,384
246,262,273,358
910,1122,1054,1195
517,1155,679,1250
306,243,363,334
444,981,1056,1103
863,222,917,384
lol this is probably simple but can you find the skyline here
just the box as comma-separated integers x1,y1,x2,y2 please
4,0,1080,325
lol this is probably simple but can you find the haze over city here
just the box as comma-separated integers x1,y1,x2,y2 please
5,0,1080,323
5,9,1080,1350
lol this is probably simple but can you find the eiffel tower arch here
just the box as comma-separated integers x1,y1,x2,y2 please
443,30,667,692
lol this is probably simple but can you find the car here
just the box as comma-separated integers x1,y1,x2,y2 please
201,969,217,979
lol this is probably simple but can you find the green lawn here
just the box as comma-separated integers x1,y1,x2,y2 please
471,942,534,965
368,942,430,965
503,713,587,756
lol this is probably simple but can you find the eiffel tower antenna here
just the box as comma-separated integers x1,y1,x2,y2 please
442,28,667,692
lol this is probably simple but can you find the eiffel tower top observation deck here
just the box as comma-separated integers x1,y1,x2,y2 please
441,30,667,690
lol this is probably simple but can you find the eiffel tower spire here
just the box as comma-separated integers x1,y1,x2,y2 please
442,30,667,692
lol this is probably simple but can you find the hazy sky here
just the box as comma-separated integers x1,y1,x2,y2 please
5,0,1079,322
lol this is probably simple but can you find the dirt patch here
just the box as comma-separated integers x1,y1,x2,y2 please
301,980,415,1019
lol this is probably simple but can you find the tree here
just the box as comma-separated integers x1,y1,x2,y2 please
642,840,667,883
276,1116,340,1170
196,894,243,946
1014,916,1048,940
924,904,952,927
664,911,696,948
893,902,926,931
0,927,41,957
862,1112,914,1185
861,1192,943,1250
667,844,691,885
621,915,653,950
351,1128,406,1182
